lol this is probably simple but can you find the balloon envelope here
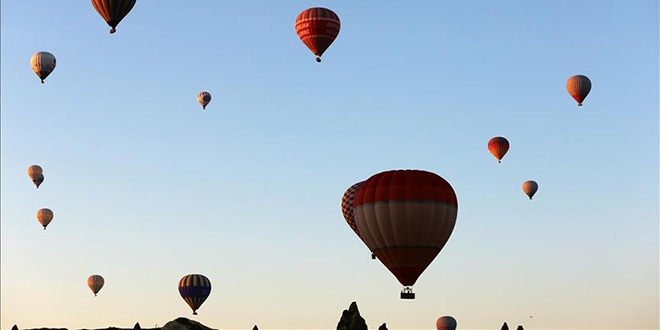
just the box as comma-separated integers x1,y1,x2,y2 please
27,165,44,188
295,7,340,62
179,274,211,315
198,91,212,110
353,169,458,287
36,208,53,230
30,52,56,83
436,316,457,330
522,180,538,200
566,75,592,106
91,0,136,34
488,136,510,163
87,275,105,296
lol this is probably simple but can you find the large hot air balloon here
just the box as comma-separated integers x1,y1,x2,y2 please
30,52,56,84
87,275,105,296
91,0,136,34
295,7,340,62
566,75,591,106
27,165,44,188
353,169,458,299
179,274,211,315
488,136,510,163
436,316,457,330
198,91,212,110
522,180,538,200
36,208,53,230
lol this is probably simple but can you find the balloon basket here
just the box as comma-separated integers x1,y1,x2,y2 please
400,287,415,299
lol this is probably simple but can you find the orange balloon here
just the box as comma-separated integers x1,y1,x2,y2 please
566,75,592,106
36,208,53,230
488,137,510,163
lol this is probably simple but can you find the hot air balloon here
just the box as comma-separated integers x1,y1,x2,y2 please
198,91,211,110
488,136,510,163
36,208,53,230
341,182,362,237
353,169,458,299
295,7,340,62
179,274,211,315
30,52,56,84
87,275,105,296
27,165,44,188
342,181,377,259
436,316,457,330
566,75,591,106
91,0,136,34
522,180,538,200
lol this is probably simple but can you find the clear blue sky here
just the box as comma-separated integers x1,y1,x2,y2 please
1,1,658,329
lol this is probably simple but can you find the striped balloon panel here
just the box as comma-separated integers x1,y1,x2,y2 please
91,0,136,28
87,275,105,294
341,182,362,236
295,7,340,56
566,75,592,105
488,137,509,162
30,52,56,81
36,208,54,228
178,274,211,313
353,170,458,286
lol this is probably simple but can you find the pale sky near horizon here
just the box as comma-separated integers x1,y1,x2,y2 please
1,1,658,329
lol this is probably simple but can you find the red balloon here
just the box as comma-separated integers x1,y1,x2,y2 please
294,7,340,62
353,170,458,297
91,0,136,34
488,136,510,163
566,75,592,106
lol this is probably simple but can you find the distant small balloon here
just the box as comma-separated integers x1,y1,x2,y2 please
179,274,211,315
522,180,538,200
87,275,105,296
36,208,53,230
436,316,457,330
566,75,592,106
91,0,136,34
198,91,212,110
30,52,56,83
488,136,510,163
27,165,44,188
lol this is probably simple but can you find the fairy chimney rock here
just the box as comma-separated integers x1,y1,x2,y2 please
161,317,216,330
337,301,368,330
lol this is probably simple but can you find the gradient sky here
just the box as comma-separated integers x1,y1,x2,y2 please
1,1,658,329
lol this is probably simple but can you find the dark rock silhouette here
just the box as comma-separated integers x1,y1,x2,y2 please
160,318,215,330
337,302,368,330
501,322,509,330
12,326,19,330
252,326,258,330
378,323,388,330
134,323,141,330
516,326,524,330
